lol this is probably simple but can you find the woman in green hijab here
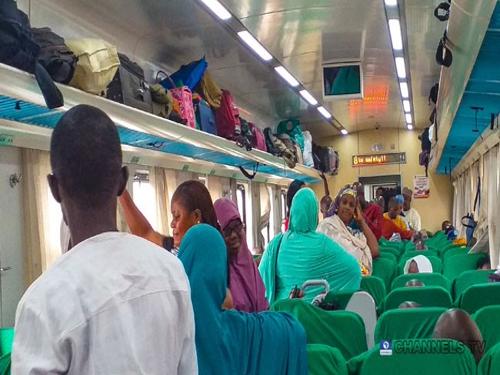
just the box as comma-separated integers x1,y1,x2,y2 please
259,188,361,305
179,224,308,375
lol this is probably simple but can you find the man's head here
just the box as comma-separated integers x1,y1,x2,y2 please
402,187,412,211
442,220,452,232
48,105,127,227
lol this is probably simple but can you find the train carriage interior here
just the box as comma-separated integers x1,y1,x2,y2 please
0,0,499,374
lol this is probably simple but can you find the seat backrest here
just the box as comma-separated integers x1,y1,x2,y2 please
360,276,386,310
473,305,500,353
443,253,487,281
383,286,452,312
391,273,450,292
399,255,442,274
360,339,476,375
0,328,14,357
458,283,500,314
452,270,494,301
346,291,377,349
478,342,500,375
378,252,398,263
374,307,447,344
404,250,439,259
442,247,469,260
271,299,367,360
307,344,348,375
372,258,397,290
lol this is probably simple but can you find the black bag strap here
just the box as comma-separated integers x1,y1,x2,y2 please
239,163,259,180
436,32,453,67
274,233,285,298
34,62,64,109
473,176,481,212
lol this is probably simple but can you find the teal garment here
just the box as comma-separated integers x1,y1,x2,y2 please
179,224,308,375
277,119,305,151
259,188,361,305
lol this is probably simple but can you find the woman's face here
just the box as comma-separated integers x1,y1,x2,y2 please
408,260,419,274
388,203,403,219
170,199,199,247
338,194,356,224
223,219,243,258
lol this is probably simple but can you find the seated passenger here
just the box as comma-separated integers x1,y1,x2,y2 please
284,179,305,231
259,188,361,304
214,198,269,312
402,187,422,231
404,255,433,274
317,185,379,275
433,308,484,363
119,179,219,253
12,105,196,374
381,196,413,240
399,301,422,309
355,182,383,239
179,224,308,375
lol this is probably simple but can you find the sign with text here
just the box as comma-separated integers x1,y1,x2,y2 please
413,176,430,198
352,152,406,167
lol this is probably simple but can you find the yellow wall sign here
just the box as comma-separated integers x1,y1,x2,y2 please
352,152,406,167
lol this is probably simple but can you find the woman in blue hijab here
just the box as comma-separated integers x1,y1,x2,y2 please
178,224,308,375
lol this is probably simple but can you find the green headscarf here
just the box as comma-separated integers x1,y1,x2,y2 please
259,188,361,304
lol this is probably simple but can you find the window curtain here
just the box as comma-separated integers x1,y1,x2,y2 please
21,149,62,286
488,146,499,268
153,166,170,236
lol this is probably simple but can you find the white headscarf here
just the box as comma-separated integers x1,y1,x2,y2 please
404,255,433,274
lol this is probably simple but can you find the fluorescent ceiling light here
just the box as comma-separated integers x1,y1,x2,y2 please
317,106,332,119
395,57,406,79
403,100,410,112
299,90,318,105
400,82,409,98
405,113,412,123
274,66,299,87
341,129,348,135
388,19,403,50
200,0,231,20
385,0,398,6
238,31,273,61
407,124,413,130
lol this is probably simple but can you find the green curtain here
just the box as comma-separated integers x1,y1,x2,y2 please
271,299,367,360
374,307,447,344
478,342,500,375
359,339,476,375
391,273,450,292
443,253,487,281
383,286,452,312
307,344,347,375
452,270,494,301
473,306,500,353
457,283,500,314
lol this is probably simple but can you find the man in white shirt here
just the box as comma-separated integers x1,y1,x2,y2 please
12,105,197,374
402,187,422,232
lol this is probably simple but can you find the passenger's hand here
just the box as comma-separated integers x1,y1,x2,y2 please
354,202,365,225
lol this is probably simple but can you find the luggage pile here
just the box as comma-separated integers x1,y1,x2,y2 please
0,1,339,173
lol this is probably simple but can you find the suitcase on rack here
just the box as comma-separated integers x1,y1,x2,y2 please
106,53,152,113
215,89,241,140
195,98,217,135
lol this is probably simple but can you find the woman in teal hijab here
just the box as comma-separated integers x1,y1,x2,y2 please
178,224,308,375
259,188,361,305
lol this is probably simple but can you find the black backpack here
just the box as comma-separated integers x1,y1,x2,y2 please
264,127,279,155
429,83,439,105
0,0,63,108
32,27,77,84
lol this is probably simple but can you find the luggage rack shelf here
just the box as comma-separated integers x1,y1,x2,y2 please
0,63,320,184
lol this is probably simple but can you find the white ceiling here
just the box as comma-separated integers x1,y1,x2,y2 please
18,0,445,140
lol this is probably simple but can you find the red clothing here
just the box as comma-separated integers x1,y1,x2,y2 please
363,203,383,240
284,217,289,231
381,217,413,240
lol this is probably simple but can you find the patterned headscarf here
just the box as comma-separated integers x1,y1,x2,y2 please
325,184,358,218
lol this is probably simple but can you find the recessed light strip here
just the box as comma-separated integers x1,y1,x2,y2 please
200,0,232,20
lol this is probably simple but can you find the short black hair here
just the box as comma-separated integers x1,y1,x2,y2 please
287,179,305,212
50,105,122,207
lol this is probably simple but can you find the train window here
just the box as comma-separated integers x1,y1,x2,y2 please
132,170,158,230
236,183,253,250
280,189,287,232
260,185,275,248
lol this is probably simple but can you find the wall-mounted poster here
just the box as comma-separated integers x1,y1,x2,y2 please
413,176,430,198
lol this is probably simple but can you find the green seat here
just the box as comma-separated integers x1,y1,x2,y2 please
479,342,500,375
360,276,386,310
0,329,13,357
307,344,347,375
391,273,450,292
404,250,439,259
374,307,447,344
271,299,367,360
452,270,494,301
442,247,469,260
458,283,500,314
443,253,487,281
383,286,452,311
378,252,398,263
372,258,397,291
398,255,442,274
323,291,354,310
359,339,476,375
473,306,500,353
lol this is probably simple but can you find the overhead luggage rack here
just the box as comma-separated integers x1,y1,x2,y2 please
0,63,320,184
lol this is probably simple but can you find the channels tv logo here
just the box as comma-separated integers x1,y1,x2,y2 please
380,340,393,356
